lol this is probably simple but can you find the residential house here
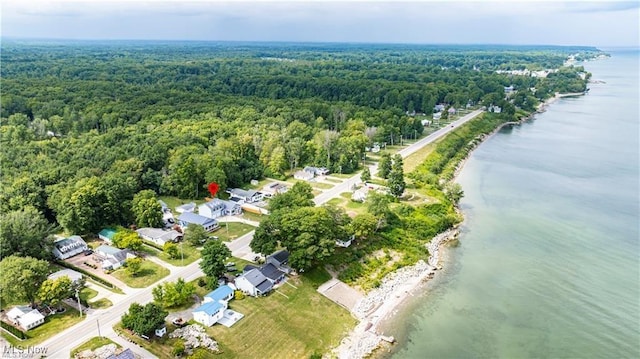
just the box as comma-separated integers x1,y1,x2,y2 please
266,250,292,274
52,235,88,260
448,107,457,115
259,263,286,284
48,269,83,284
198,199,242,219
488,105,502,113
178,212,220,232
260,182,289,198
136,228,183,246
432,112,442,120
504,85,515,94
227,188,263,204
95,245,135,270
336,235,355,248
175,202,196,214
193,285,235,327
159,200,170,213
6,306,45,330
293,170,314,181
98,228,116,245
434,104,446,112
304,166,329,176
352,186,370,202
235,269,273,297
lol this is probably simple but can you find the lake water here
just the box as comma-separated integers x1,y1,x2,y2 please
381,50,640,358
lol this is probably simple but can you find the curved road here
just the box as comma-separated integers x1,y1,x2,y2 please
36,109,483,358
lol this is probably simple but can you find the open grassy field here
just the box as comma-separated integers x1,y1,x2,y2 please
158,196,206,211
205,271,356,359
80,287,98,302
403,141,440,173
142,242,202,266
1,304,85,347
90,298,113,309
111,260,170,288
239,211,266,223
70,336,120,357
215,222,256,242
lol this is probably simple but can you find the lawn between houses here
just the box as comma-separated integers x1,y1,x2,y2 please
111,260,170,288
1,304,84,347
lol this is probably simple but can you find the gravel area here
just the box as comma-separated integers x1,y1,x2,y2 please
169,324,219,355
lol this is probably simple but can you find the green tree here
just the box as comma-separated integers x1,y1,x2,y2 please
0,256,49,308
444,182,465,204
268,181,314,212
132,190,163,228
184,223,209,247
378,153,392,179
152,278,195,308
360,167,371,183
121,302,168,336
199,239,231,281
367,192,392,231
38,276,73,311
113,230,142,251
388,154,406,197
349,213,378,240
126,257,143,276
163,242,180,259
0,207,55,261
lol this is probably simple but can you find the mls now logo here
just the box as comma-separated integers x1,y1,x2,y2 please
2,345,48,358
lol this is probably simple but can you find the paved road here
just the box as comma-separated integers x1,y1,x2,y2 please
37,109,483,358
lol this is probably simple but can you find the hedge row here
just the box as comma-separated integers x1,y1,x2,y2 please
54,260,119,290
143,241,164,251
1,321,28,340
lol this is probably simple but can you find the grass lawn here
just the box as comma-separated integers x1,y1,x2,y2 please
111,260,170,288
1,304,84,347
310,181,334,190
215,222,256,242
80,287,98,302
326,173,355,179
159,243,201,266
70,336,120,357
403,140,440,173
239,212,265,223
323,177,342,183
205,271,356,359
90,298,113,309
114,323,184,359
158,196,206,211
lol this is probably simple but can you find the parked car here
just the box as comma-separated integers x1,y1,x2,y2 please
83,249,93,256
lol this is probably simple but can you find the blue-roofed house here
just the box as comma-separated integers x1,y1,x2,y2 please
193,301,226,327
203,285,234,305
178,212,220,232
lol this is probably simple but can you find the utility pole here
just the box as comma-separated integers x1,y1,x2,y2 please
97,319,102,338
75,288,82,318
181,241,184,266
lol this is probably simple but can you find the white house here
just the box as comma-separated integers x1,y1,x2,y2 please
95,245,135,270
178,212,220,232
227,188,263,204
6,306,45,331
193,285,235,327
261,182,289,197
52,235,88,260
175,202,196,214
136,228,183,246
198,199,242,219
235,269,273,297
336,235,355,248
293,170,314,181
448,107,457,115
48,269,83,284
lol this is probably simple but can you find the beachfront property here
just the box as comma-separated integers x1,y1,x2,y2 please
6,306,45,331
52,235,88,260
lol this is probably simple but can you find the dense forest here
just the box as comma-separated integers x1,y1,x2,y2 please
0,40,598,240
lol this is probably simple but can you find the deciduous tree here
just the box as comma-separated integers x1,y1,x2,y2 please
121,302,168,336
388,154,406,197
0,256,49,308
200,239,231,281
132,190,163,228
184,223,209,247
126,257,143,276
38,276,73,311
0,207,55,261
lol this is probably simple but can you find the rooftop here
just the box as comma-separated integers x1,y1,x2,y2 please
178,212,218,226
193,300,224,315
205,285,234,302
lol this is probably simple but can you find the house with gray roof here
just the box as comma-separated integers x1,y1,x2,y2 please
175,202,196,214
52,235,88,260
95,245,135,270
136,227,182,246
198,199,242,219
178,212,220,232
259,263,286,284
226,188,263,204
6,306,45,330
235,268,273,297
48,269,83,284
266,249,292,274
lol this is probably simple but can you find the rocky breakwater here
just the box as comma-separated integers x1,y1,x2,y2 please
335,228,458,359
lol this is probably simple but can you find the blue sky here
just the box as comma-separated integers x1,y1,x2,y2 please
2,1,638,47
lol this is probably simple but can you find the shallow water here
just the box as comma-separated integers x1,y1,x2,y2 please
382,50,640,358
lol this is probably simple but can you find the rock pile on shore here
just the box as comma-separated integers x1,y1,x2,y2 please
170,324,219,354
75,344,118,359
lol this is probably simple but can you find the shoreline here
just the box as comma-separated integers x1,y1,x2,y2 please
332,92,578,359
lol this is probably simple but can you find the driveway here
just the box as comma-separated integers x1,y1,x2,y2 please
65,253,130,291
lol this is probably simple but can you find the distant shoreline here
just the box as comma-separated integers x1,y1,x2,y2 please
332,92,581,359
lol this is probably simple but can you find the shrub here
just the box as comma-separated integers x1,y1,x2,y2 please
172,340,185,357
234,290,245,300
197,278,207,287
1,321,28,339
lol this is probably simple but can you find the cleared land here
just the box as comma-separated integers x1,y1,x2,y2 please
111,260,170,288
